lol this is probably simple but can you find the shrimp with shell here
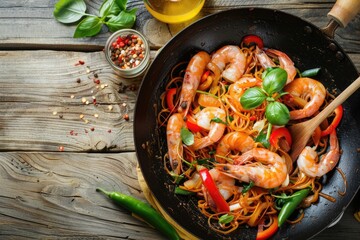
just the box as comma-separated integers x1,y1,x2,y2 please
177,51,211,117
283,77,326,120
166,113,185,175
216,148,288,189
207,45,247,83
215,131,256,163
191,107,227,150
297,130,341,178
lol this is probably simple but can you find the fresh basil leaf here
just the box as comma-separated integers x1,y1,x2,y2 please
99,0,121,18
180,127,194,146
53,0,86,24
73,16,103,38
240,87,267,110
105,9,137,32
262,68,287,95
210,117,228,125
261,67,276,80
301,68,321,77
265,102,290,126
242,181,254,194
219,214,234,224
255,131,270,148
115,0,127,11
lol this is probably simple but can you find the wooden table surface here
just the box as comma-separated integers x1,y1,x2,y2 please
0,0,359,239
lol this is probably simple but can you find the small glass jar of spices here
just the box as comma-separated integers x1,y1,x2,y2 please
105,29,150,78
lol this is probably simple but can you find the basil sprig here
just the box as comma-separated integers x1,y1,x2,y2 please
240,67,290,126
53,0,137,38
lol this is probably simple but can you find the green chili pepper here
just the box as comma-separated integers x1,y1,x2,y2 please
96,188,180,240
277,188,311,227
174,187,195,195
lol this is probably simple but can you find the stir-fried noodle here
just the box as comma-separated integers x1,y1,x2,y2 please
157,41,345,235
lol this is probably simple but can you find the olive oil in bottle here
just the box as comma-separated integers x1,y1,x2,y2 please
144,0,205,24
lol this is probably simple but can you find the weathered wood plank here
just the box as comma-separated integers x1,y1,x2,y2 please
0,151,358,239
0,152,166,240
0,0,359,55
0,50,151,152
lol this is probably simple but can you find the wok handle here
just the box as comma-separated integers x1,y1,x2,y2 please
327,0,360,28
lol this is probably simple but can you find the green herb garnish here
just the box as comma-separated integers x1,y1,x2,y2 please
53,0,137,38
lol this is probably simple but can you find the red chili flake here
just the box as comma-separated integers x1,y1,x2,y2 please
70,130,74,135
93,79,100,84
90,127,95,131
58,146,64,151
107,129,112,133
84,129,88,134
75,60,85,66
123,114,129,121
93,98,97,105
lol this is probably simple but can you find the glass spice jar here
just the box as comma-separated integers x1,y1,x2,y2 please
104,29,150,78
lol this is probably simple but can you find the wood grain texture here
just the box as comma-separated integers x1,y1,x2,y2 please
0,0,359,53
0,152,166,240
0,50,155,152
0,151,358,240
0,0,359,239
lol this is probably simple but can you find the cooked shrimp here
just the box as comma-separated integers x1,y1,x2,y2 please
166,113,185,175
283,77,326,120
227,77,262,112
265,48,297,84
297,130,340,178
178,51,211,116
203,168,237,209
191,107,226,150
207,45,246,83
255,46,276,69
216,148,288,189
215,132,256,163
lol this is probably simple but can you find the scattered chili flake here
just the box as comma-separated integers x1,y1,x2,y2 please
75,60,85,66
70,130,74,135
84,129,88,133
93,98,97,105
93,79,100,84
76,78,81,83
58,146,64,151
108,129,112,133
123,114,129,121
90,127,95,131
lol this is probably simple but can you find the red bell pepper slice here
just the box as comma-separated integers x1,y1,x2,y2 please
321,105,343,137
201,70,211,83
242,35,264,49
256,216,279,240
269,127,292,152
197,166,230,213
186,117,202,133
166,88,177,111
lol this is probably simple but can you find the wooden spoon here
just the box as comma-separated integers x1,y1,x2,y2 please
289,76,360,162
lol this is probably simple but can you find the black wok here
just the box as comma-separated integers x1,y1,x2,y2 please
134,3,360,240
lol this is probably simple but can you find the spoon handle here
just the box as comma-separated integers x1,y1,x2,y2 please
313,76,360,127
